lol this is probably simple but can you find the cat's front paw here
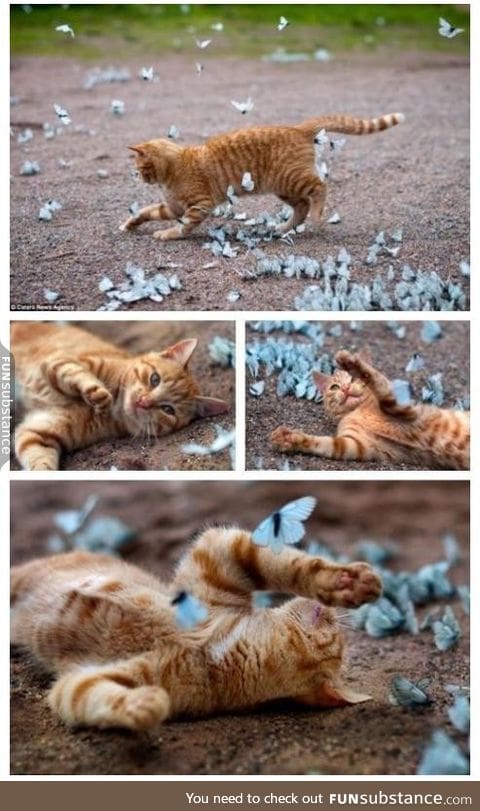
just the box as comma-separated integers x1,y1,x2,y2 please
333,563,382,607
122,686,170,731
335,351,371,382
84,386,113,411
28,460,57,471
119,216,137,232
271,425,304,452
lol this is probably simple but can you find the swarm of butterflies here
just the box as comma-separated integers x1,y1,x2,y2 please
245,320,468,409
97,262,182,310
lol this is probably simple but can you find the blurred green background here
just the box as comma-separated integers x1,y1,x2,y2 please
11,3,470,59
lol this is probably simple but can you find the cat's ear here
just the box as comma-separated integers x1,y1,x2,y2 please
296,681,371,708
160,339,198,367
312,371,331,394
195,396,229,418
128,144,146,156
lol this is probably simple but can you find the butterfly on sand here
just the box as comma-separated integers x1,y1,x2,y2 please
252,496,317,554
172,591,209,629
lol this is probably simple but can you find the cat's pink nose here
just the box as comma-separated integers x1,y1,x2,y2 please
135,396,152,410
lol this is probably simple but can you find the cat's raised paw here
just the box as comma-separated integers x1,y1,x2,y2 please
271,425,303,451
84,386,113,411
122,686,170,731
333,563,382,607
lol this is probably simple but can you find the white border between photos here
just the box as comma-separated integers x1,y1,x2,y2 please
1,0,477,786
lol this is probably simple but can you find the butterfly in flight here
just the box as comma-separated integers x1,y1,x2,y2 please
438,17,464,39
278,16,289,32
252,496,317,554
231,97,254,114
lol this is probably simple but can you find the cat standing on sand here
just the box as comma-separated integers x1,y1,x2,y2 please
12,323,228,470
120,112,404,240
271,351,470,470
11,527,382,731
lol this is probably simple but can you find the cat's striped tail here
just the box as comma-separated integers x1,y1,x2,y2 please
297,112,405,138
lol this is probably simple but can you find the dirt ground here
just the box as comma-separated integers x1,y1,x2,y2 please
11,320,235,470
11,481,469,776
246,320,469,471
10,51,469,312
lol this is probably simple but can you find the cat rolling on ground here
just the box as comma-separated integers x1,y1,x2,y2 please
11,529,382,731
271,351,469,470
119,112,404,241
12,322,228,471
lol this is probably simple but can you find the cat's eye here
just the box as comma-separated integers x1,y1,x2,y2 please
330,384,341,390
150,372,161,388
160,404,175,416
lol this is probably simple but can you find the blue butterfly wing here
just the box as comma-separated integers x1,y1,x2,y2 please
252,516,274,547
279,496,317,521
277,516,306,546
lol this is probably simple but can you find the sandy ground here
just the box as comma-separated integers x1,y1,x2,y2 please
10,52,469,312
11,320,235,470
11,481,469,776
246,320,469,471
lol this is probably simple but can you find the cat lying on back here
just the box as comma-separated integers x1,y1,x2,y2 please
11,528,382,731
12,323,228,470
120,112,404,240
271,351,469,470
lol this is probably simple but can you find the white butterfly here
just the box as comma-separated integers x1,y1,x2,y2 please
111,99,125,115
226,185,238,205
241,172,254,192
231,97,254,114
438,17,464,39
168,124,180,139
140,66,154,81
211,22,224,32
196,39,211,49
327,211,341,224
53,103,71,125
195,62,204,74
278,16,289,32
55,24,74,38
252,496,317,554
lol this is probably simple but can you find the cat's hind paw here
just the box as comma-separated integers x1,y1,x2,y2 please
332,563,382,608
271,425,303,452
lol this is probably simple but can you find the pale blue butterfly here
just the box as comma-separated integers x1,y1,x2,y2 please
252,496,317,554
172,591,209,630
389,675,432,708
416,730,468,775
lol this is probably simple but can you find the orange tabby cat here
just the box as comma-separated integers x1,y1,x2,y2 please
12,323,228,471
119,112,404,240
271,350,469,470
11,528,382,731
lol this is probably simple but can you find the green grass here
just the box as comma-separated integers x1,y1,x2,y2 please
11,4,470,60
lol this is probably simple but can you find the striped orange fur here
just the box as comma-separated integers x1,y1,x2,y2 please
11,530,381,731
271,350,469,470
12,322,228,470
119,112,404,239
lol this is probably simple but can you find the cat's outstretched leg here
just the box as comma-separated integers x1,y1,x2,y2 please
119,202,177,232
335,350,417,420
152,200,213,241
15,405,112,470
174,527,381,609
271,425,376,462
49,659,170,731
